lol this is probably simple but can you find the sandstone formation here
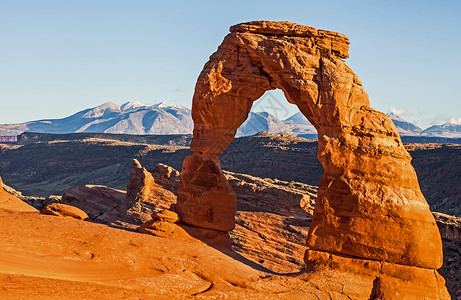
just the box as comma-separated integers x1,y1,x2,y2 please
177,153,237,231
126,159,157,207
151,209,180,223
0,208,374,299
41,203,89,220
151,163,181,194
0,167,456,297
176,20,448,297
138,207,232,248
61,160,177,229
434,212,461,240
2,131,459,216
0,176,37,212
151,163,315,271
126,159,176,214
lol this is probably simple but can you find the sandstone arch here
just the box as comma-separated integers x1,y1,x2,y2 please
176,21,443,271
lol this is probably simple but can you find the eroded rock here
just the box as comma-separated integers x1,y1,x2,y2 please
175,20,447,297
151,163,181,194
61,160,177,229
151,209,180,223
126,159,177,224
177,152,237,231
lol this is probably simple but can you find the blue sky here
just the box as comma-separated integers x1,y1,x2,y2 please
1,0,460,128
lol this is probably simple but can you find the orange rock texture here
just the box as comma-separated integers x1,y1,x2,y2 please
176,21,448,297
41,203,89,220
0,176,37,212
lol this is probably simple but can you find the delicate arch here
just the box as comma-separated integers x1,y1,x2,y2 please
177,21,442,269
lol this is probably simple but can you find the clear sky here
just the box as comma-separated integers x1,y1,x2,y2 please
1,0,460,128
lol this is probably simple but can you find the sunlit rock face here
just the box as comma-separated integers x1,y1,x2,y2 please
176,21,448,298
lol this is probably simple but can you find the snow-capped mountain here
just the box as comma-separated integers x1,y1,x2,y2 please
236,112,287,136
282,112,317,135
236,111,318,137
0,101,193,135
120,101,145,111
422,123,461,138
1,102,459,139
386,113,461,138
284,111,312,126
386,113,423,136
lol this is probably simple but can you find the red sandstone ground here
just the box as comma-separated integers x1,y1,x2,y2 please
0,208,353,299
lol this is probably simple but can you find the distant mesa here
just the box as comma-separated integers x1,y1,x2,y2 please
0,136,17,144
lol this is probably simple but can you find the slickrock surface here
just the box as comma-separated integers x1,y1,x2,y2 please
151,209,180,223
4,208,438,300
0,163,455,298
176,20,448,297
61,185,127,224
41,203,89,220
0,176,37,212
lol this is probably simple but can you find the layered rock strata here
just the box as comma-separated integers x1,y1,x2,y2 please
176,20,448,297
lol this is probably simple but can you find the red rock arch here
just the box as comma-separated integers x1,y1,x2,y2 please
177,21,442,270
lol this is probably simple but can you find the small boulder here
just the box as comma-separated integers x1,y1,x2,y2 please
41,203,89,220
137,220,187,239
151,209,180,223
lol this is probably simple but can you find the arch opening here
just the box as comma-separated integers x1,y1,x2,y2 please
235,89,315,138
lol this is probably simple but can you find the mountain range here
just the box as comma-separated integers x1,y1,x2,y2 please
0,101,460,138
